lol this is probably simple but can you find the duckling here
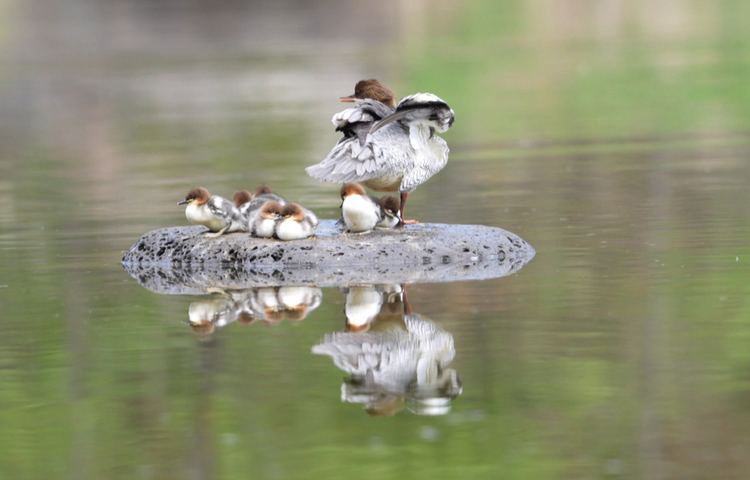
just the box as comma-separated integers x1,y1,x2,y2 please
275,203,319,241
232,189,254,216
376,195,402,229
340,182,383,233
179,187,246,238
248,200,284,238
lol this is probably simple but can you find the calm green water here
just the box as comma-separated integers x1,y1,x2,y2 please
2,1,750,479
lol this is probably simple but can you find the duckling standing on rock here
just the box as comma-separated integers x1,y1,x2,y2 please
306,79,454,224
276,203,319,241
340,182,383,233
179,187,246,238
249,201,284,238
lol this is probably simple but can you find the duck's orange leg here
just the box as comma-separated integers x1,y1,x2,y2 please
400,193,418,225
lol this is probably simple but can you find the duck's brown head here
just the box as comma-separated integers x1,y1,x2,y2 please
179,187,211,206
260,201,284,220
280,203,305,222
379,195,401,215
341,79,397,108
236,311,256,326
254,183,273,197
285,305,308,322
232,189,253,207
340,182,367,200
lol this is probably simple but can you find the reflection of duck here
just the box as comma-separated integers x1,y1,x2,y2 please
185,286,323,335
179,187,246,237
313,284,462,416
306,79,455,224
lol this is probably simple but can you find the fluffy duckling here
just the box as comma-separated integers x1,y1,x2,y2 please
179,187,246,238
376,195,402,229
252,183,286,204
249,200,284,238
275,203,319,241
232,189,254,215
234,184,287,216
340,182,383,233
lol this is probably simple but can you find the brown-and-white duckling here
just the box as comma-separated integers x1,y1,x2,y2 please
340,182,384,233
248,200,284,238
179,187,246,238
232,189,254,215
234,184,287,216
275,203,319,241
306,79,454,224
376,195,402,229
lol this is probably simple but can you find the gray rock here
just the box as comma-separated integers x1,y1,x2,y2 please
122,220,535,293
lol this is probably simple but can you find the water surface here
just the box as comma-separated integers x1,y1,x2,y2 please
2,1,750,479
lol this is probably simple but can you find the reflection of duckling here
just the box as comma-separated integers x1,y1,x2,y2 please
278,286,323,322
186,296,237,336
344,284,405,333
179,187,246,237
249,201,284,238
275,203,319,241
247,286,323,324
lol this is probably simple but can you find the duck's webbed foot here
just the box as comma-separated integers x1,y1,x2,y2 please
204,226,230,238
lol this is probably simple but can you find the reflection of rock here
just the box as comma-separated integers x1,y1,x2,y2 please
186,286,322,335
313,285,462,416
122,222,535,292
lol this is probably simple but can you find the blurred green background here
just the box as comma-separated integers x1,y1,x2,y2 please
1,1,750,479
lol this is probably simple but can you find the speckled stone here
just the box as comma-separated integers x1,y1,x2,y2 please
121,220,535,292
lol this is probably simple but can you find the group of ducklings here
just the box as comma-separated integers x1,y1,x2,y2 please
179,182,402,241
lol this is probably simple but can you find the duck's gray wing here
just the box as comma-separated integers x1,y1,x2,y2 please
208,196,243,224
370,93,455,135
307,121,414,185
333,99,395,146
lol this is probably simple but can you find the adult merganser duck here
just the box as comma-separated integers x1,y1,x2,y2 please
179,187,246,238
275,203,319,241
248,200,284,238
340,182,383,233
306,79,455,224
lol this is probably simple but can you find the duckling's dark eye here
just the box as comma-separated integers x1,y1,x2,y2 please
354,89,361,97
